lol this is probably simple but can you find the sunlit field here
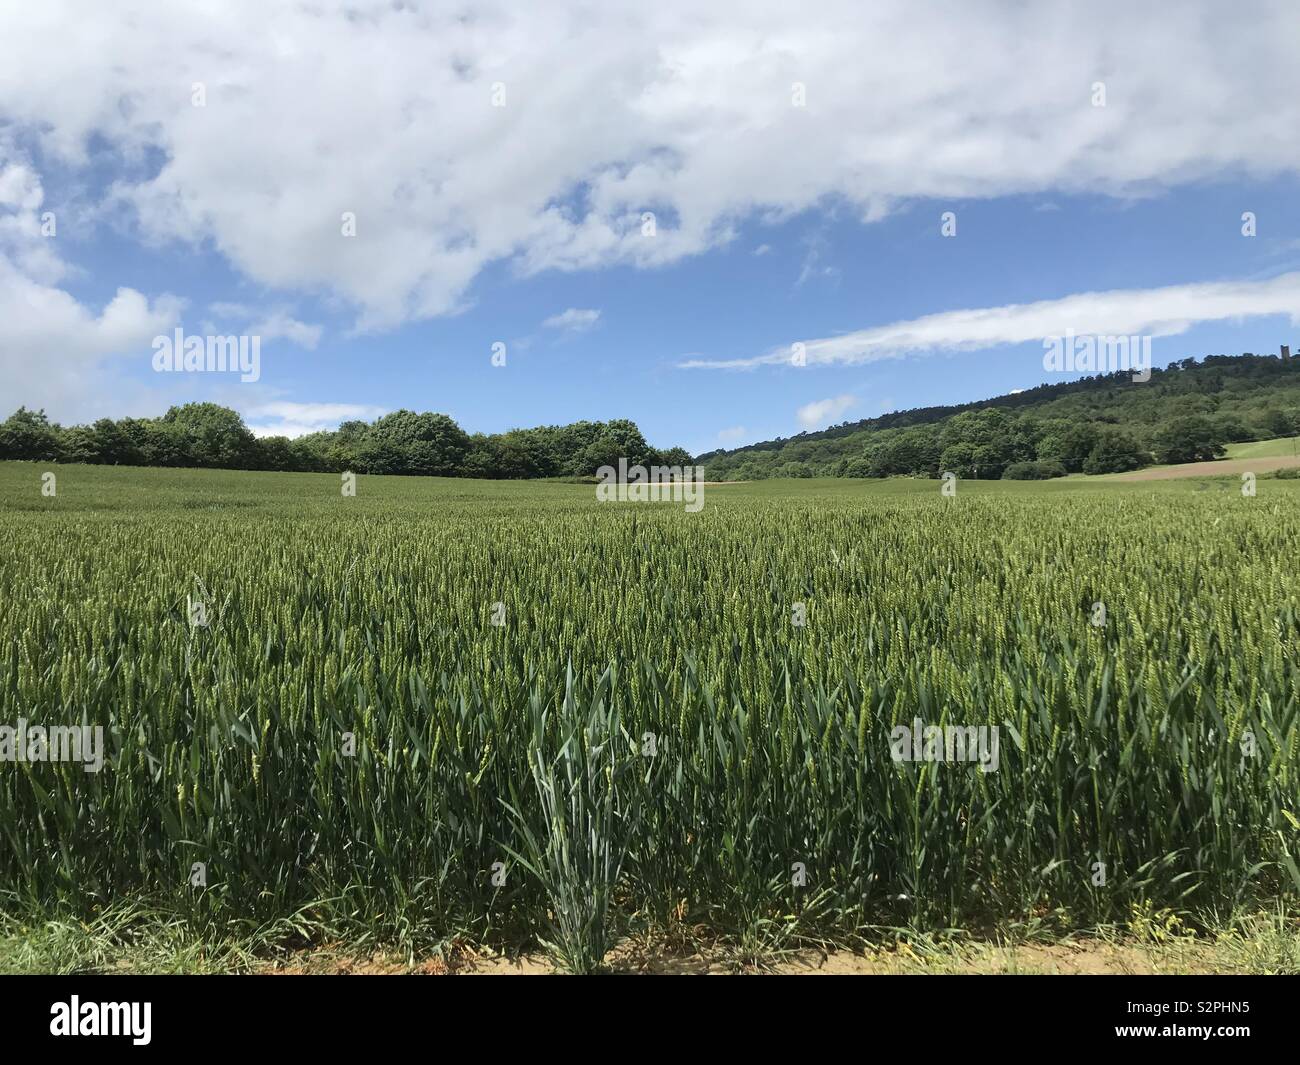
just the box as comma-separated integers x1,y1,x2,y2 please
1225,436,1300,460
1,462,1297,971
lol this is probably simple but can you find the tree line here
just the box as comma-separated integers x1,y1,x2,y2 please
699,352,1300,480
6,351,1297,482
0,404,693,480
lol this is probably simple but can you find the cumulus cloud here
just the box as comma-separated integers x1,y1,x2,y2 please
242,401,387,439
253,315,322,351
0,144,186,419
542,307,601,333
0,257,181,419
0,1,1298,332
0,156,69,285
208,301,253,319
682,272,1300,370
249,313,322,349
202,303,322,349
797,394,856,429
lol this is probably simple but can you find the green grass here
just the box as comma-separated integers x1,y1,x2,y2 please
1225,436,1300,459
1069,434,1300,481
1,461,1297,972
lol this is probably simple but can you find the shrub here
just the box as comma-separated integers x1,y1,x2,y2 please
1002,460,1068,480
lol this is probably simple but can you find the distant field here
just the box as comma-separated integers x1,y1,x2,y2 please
1226,436,1300,459
1114,455,1300,481
1,461,1297,971
1081,435,1300,481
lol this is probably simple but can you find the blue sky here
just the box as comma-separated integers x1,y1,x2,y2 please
3,2,1300,458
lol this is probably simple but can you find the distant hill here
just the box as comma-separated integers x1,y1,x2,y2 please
695,349,1300,481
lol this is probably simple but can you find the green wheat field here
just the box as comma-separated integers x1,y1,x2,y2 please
1,461,1297,971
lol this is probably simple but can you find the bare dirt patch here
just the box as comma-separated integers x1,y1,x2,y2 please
255,938,1234,975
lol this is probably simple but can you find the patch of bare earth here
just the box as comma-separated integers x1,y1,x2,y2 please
255,939,1229,975
770,942,1218,975
1113,455,1300,481
261,948,452,975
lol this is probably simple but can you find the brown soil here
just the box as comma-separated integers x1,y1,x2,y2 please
256,938,1229,976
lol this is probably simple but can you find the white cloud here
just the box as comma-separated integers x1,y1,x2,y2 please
0,256,181,419
208,301,252,318
243,401,387,439
0,146,187,420
0,161,42,211
682,272,1300,370
717,425,747,442
795,230,839,287
797,394,856,429
204,303,322,348
0,155,70,286
248,313,323,349
541,307,601,333
0,1,1297,331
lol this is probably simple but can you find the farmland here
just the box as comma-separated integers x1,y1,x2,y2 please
1225,436,1300,460
1095,436,1300,482
1,461,1298,971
